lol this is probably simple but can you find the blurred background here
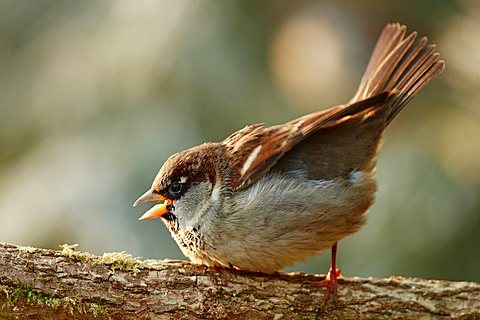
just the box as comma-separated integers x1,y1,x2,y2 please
1,0,479,282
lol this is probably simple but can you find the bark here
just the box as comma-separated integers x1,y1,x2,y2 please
0,243,479,320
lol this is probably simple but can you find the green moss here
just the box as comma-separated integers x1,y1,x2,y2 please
99,251,146,272
19,246,38,254
59,243,95,262
89,303,107,316
1,245,149,317
33,292,63,309
58,244,146,273
8,284,30,304
3,285,107,316
6,285,64,309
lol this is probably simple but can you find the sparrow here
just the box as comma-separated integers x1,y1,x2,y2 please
134,23,444,303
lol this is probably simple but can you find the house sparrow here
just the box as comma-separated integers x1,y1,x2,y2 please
134,23,444,302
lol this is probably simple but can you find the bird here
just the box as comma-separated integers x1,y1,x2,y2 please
133,23,444,304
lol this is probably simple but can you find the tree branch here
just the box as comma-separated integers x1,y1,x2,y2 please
0,242,478,319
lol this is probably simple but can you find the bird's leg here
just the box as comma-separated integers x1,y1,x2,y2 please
324,242,341,303
309,242,342,313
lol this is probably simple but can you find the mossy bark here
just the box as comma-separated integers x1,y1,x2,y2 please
0,243,479,319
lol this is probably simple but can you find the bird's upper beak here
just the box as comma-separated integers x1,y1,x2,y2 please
133,189,173,221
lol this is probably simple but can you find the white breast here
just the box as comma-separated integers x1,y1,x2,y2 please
196,170,377,273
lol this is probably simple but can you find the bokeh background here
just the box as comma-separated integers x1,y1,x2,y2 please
1,0,479,282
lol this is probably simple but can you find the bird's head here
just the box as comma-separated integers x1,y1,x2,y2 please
133,143,221,225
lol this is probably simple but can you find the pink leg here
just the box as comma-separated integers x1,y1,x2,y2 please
310,242,342,313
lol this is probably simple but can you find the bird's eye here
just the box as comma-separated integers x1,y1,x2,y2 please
169,182,183,194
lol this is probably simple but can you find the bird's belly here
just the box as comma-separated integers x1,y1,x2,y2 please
204,209,368,273
198,172,377,273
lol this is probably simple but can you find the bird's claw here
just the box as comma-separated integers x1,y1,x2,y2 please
310,267,342,317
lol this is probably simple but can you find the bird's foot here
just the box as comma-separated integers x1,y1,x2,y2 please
309,267,342,316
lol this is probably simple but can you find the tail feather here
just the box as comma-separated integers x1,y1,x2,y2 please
351,23,445,125
389,52,443,122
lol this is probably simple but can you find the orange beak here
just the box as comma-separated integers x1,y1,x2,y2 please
133,189,173,221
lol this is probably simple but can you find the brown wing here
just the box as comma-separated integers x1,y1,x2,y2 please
274,109,386,180
224,23,444,190
223,92,389,191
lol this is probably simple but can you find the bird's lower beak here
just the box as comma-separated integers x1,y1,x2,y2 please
133,189,173,221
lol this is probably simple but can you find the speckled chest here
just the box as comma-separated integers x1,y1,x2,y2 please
162,215,204,257
176,225,203,253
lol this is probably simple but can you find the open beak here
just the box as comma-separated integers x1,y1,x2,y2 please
133,189,173,221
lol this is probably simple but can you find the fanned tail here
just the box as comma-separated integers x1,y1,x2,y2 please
350,23,445,125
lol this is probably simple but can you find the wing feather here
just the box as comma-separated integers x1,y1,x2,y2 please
224,92,389,191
